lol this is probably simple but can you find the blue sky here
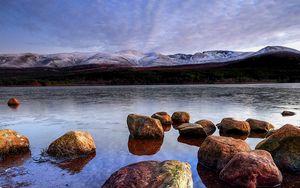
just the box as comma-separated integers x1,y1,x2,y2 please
0,0,300,54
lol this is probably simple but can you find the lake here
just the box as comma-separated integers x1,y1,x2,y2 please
0,84,299,187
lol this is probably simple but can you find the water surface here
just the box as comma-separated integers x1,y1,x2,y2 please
0,84,299,187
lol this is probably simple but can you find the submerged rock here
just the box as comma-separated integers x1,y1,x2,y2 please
217,118,250,135
0,129,30,156
220,150,282,188
281,111,296,116
128,137,163,156
102,160,193,188
256,124,300,172
7,98,20,107
127,114,164,138
198,136,251,170
171,111,190,126
246,118,275,133
177,123,207,137
47,131,96,158
195,119,216,135
151,112,172,126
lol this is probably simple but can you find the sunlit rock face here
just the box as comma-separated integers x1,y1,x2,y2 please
194,119,216,135
127,114,164,138
102,160,193,188
256,124,300,172
246,118,275,133
47,131,96,158
151,112,172,126
0,129,30,156
220,150,282,188
171,112,190,127
217,118,250,135
7,98,20,107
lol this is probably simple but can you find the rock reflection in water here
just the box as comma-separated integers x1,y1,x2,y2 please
197,163,231,188
55,153,96,174
0,151,31,187
248,131,268,138
177,136,205,147
219,131,248,140
128,137,163,156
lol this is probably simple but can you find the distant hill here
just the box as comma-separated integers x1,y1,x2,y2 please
0,46,299,85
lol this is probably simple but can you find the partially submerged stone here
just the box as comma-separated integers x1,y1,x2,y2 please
281,111,296,116
198,136,251,170
256,124,300,172
0,129,30,156
127,114,164,138
102,160,193,188
177,123,207,137
7,98,20,107
151,112,172,126
47,131,96,158
220,150,282,188
246,118,275,133
171,111,190,125
217,118,250,135
195,119,216,135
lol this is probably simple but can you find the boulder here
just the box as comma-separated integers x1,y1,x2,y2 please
0,129,30,156
128,137,163,155
195,119,216,135
281,111,296,116
198,136,251,170
102,160,193,188
151,112,172,126
256,124,300,172
177,123,207,137
7,98,20,107
171,112,190,125
47,131,96,158
220,150,282,188
246,118,275,133
217,118,250,135
127,114,164,138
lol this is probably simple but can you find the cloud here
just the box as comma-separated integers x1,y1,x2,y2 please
0,0,300,53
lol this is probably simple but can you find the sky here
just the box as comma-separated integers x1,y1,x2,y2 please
0,0,300,54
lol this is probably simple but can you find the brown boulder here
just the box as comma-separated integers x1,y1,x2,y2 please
195,119,216,135
281,111,296,116
171,111,190,125
7,98,20,107
220,150,282,188
151,112,172,126
217,118,250,135
102,160,193,188
198,136,251,170
127,114,164,138
246,118,275,133
177,123,207,137
0,129,30,155
256,124,300,172
47,131,96,158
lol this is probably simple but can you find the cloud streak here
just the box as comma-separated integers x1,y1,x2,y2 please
0,0,300,54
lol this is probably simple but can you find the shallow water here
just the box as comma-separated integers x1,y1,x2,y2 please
0,84,299,187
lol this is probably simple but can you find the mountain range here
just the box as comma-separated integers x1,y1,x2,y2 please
1,46,299,68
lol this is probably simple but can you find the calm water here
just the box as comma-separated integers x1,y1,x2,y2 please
0,84,299,188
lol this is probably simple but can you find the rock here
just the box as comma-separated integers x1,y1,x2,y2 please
246,118,275,133
177,123,207,137
256,124,300,172
47,131,96,158
151,112,172,126
198,136,251,170
128,137,163,156
217,118,250,135
219,150,282,188
195,119,216,135
127,114,164,138
281,111,296,116
171,111,190,125
7,98,20,107
102,160,193,188
0,129,30,156
266,129,278,138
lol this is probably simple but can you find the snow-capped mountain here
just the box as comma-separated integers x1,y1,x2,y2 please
0,46,299,68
